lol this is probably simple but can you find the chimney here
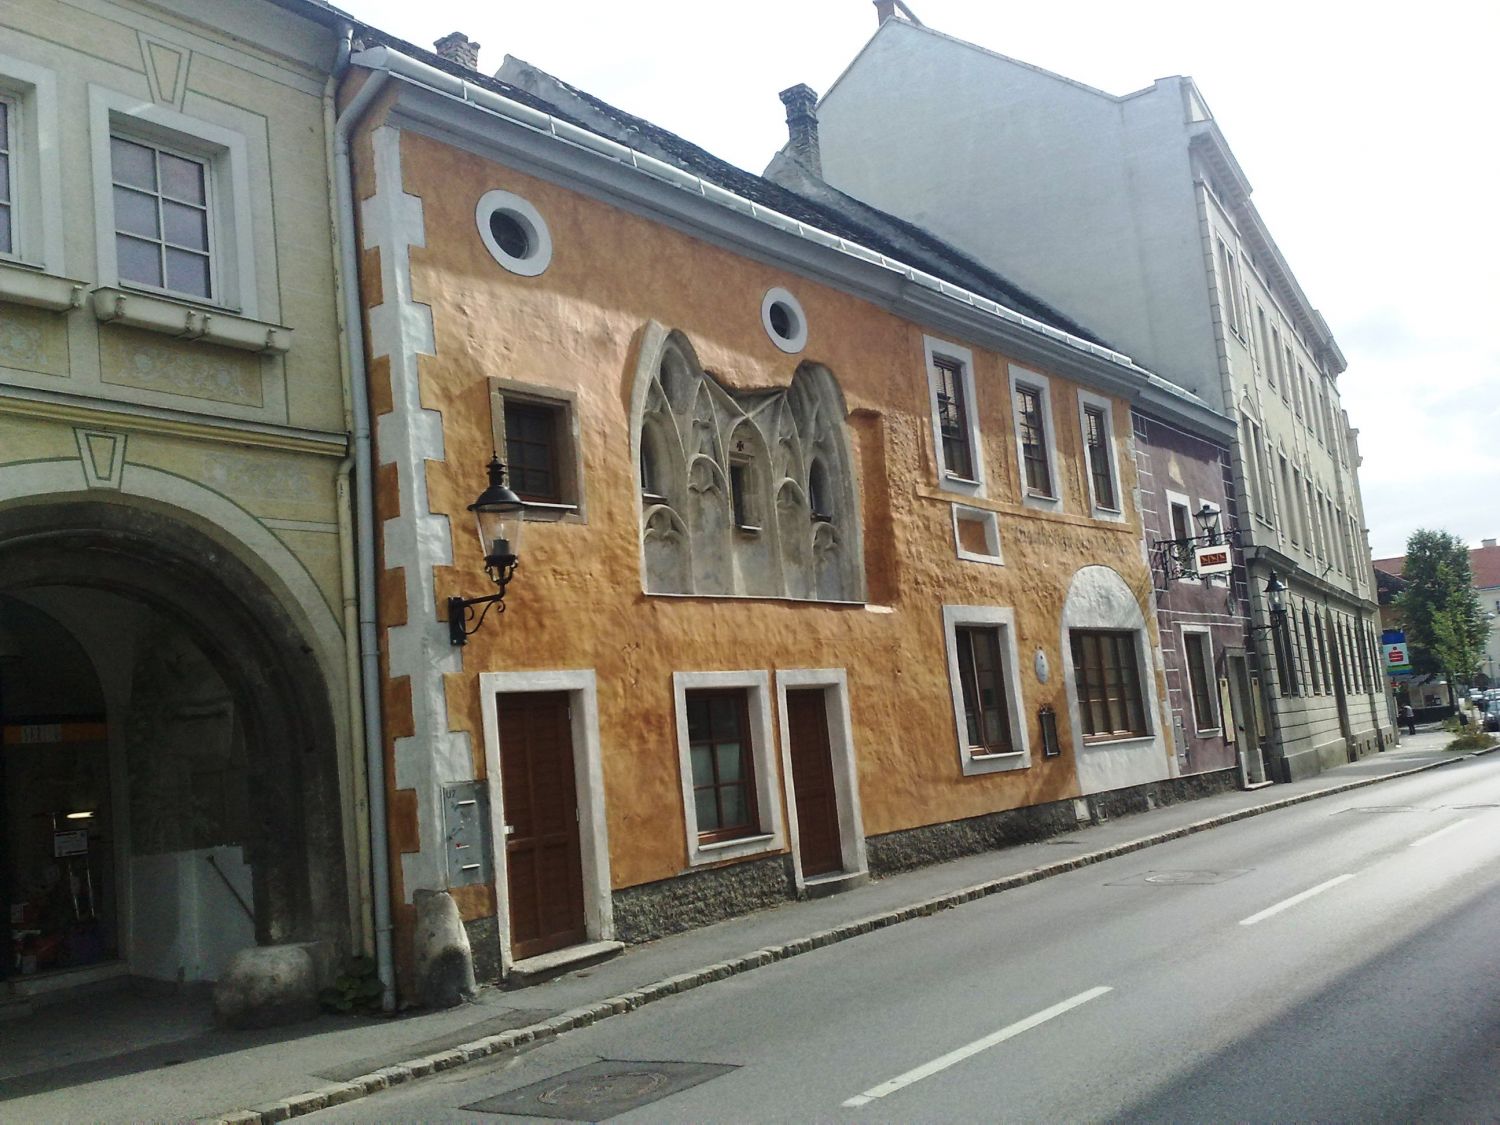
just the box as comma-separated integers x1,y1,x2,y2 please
433,32,480,70
1484,538,1497,549
779,84,821,177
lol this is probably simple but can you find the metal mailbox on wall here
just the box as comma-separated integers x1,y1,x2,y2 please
443,780,493,887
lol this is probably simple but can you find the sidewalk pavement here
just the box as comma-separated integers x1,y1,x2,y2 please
3,726,1486,1124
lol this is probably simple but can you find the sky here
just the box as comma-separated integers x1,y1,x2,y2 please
339,0,1500,559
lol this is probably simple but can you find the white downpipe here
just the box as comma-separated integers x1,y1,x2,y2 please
332,40,396,1012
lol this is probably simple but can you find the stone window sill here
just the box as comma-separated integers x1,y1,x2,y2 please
0,259,86,312
91,286,293,354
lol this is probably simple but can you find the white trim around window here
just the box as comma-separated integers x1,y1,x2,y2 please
923,336,985,498
1008,364,1062,512
673,670,785,867
1179,626,1222,735
1076,389,1125,521
1165,488,1195,584
88,84,257,316
774,669,868,889
941,604,1030,776
478,669,615,975
0,52,63,271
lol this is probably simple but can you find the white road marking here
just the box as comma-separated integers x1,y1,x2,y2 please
1409,818,1475,848
841,986,1112,1108
1239,874,1356,926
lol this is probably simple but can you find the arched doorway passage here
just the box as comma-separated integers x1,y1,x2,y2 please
0,500,348,987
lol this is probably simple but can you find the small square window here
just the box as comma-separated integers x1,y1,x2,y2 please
490,380,584,517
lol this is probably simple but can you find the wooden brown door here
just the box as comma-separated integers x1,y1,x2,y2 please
786,689,843,877
497,692,586,961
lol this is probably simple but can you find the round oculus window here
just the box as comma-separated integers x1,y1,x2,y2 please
476,189,553,277
761,287,807,353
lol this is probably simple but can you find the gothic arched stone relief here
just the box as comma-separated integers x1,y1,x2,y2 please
629,322,865,601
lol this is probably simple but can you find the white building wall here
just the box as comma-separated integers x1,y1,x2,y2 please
816,22,1221,399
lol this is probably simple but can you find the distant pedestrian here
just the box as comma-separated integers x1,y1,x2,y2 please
1401,703,1416,735
1457,709,1470,728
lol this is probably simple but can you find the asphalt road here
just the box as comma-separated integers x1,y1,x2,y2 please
309,753,1500,1123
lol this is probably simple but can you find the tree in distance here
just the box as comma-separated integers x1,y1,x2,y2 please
1395,529,1487,684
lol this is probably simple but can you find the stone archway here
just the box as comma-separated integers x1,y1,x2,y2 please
0,499,349,977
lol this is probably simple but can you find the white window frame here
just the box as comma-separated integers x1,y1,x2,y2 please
1008,364,1062,511
923,336,984,498
951,503,1003,566
106,133,217,304
0,52,63,271
89,85,256,316
941,605,1030,776
1076,389,1124,521
673,670,785,866
1180,626,1222,735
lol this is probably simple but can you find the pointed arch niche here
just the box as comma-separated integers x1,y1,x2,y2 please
629,322,865,602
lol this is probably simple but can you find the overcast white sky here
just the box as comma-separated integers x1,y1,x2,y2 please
340,0,1500,559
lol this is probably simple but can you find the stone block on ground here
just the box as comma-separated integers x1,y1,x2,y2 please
413,889,477,1009
213,944,319,1029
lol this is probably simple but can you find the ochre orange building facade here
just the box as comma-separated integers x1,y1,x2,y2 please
343,51,1226,993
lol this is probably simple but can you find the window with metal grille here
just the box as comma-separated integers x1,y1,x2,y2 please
1184,632,1218,732
1016,385,1053,496
955,626,1013,754
934,356,974,480
1083,405,1116,510
685,690,758,842
1070,629,1147,740
504,401,562,503
110,135,212,299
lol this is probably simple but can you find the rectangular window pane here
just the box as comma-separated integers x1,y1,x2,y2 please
714,742,743,783
111,137,156,191
163,199,208,250
116,233,163,287
694,787,719,831
0,151,9,205
165,247,211,297
114,185,160,239
719,784,749,831
159,151,206,205
0,204,10,256
956,626,1012,752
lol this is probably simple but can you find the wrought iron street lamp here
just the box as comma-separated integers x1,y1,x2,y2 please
448,454,528,646
1195,502,1222,542
1249,571,1288,634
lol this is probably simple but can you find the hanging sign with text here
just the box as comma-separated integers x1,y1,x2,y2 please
1192,543,1233,577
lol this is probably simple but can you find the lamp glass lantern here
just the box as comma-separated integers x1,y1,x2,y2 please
470,455,527,579
1195,502,1222,541
1264,571,1287,616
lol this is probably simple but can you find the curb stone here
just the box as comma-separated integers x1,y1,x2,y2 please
204,751,1480,1124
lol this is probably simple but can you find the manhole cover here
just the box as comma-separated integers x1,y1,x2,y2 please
466,1059,738,1120
1106,869,1248,886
